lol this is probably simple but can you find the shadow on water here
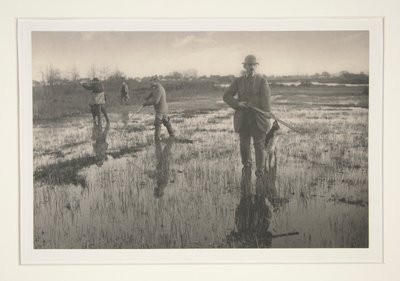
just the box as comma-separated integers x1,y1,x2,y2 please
152,138,174,198
34,155,97,187
34,122,147,187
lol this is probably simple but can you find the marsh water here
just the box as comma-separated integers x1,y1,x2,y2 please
33,100,368,248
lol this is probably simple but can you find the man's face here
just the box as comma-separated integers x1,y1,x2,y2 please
150,80,158,87
244,63,257,75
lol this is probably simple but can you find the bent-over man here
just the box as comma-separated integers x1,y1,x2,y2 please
143,76,175,142
81,77,110,124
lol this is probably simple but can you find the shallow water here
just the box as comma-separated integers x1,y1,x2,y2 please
33,104,368,249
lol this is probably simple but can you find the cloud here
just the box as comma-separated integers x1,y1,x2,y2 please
32,31,369,79
172,34,216,48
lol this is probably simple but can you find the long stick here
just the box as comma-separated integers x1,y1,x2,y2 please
128,105,144,120
249,106,303,134
272,231,300,238
271,115,303,134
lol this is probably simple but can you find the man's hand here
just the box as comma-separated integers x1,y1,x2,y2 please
237,101,249,109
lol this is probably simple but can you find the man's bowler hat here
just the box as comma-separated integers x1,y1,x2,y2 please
242,55,259,65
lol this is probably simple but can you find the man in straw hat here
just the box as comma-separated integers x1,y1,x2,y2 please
143,75,175,142
223,55,272,197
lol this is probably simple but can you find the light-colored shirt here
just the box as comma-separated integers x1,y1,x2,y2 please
144,83,169,114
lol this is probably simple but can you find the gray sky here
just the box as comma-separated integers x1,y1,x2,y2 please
32,31,369,80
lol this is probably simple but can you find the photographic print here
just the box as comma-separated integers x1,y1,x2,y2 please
19,19,383,263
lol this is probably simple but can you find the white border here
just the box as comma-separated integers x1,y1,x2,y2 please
18,18,383,264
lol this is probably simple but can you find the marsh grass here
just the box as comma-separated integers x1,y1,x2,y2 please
33,86,369,248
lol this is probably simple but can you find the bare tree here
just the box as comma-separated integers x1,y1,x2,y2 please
70,65,80,82
182,68,198,79
99,66,111,81
87,64,98,79
40,65,62,95
170,71,183,80
321,71,331,77
109,68,126,81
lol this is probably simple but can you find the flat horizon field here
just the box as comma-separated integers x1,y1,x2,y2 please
32,85,369,248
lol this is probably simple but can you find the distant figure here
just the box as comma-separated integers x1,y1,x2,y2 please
223,55,272,197
81,77,110,124
143,75,175,142
153,137,174,198
120,81,129,105
91,122,110,167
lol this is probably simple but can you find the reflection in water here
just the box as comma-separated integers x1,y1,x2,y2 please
227,194,273,247
227,164,274,247
153,138,174,198
260,159,281,208
227,127,289,247
121,111,130,126
34,123,111,187
92,123,110,167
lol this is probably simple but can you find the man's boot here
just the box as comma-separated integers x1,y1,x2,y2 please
154,126,162,142
101,106,110,123
164,119,175,138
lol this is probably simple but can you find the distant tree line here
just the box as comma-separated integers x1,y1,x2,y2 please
33,65,369,96
267,70,369,84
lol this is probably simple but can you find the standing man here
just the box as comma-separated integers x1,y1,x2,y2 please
120,81,129,105
143,76,175,142
223,55,272,197
81,77,110,124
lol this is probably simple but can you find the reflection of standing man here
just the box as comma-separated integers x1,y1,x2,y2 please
92,122,110,167
223,55,272,197
143,76,175,142
227,194,272,248
120,81,129,105
153,138,174,198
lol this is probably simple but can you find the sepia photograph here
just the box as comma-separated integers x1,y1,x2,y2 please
18,19,383,263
